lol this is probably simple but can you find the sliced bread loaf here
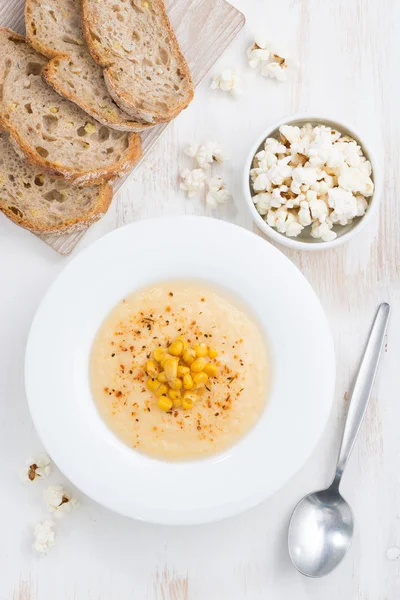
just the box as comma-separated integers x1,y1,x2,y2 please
25,0,152,133
81,0,194,124
0,29,142,186
0,132,112,233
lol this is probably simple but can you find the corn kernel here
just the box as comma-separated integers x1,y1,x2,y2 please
182,349,196,366
182,373,194,390
155,384,168,397
194,343,208,357
159,353,173,368
191,357,208,373
157,372,168,383
168,389,182,406
169,339,184,356
84,122,96,134
208,346,218,359
182,391,198,409
169,377,183,391
203,363,218,378
177,365,190,377
164,357,178,381
175,336,188,350
146,378,160,393
192,372,208,388
153,347,167,363
157,396,173,411
50,107,59,114
146,360,158,377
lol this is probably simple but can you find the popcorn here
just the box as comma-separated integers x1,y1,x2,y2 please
181,141,231,208
247,38,292,82
261,60,288,81
20,455,51,483
250,122,373,241
180,168,207,197
247,37,270,69
32,520,55,556
210,69,241,97
264,137,287,155
194,142,226,169
253,173,271,192
45,485,79,519
311,221,337,242
206,176,231,208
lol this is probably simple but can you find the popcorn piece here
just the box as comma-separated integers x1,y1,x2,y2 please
292,166,320,187
338,163,374,196
196,142,227,169
32,520,55,556
264,137,287,155
280,125,301,144
210,69,241,96
20,455,51,483
184,143,199,158
311,221,337,242
206,176,231,209
45,485,79,519
267,156,292,186
180,168,207,197
247,37,270,69
253,173,271,192
261,60,288,81
309,198,329,223
286,220,303,237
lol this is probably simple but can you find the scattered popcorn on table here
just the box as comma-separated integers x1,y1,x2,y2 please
247,37,270,69
20,455,51,483
180,168,207,197
210,69,242,97
206,176,232,208
250,123,374,241
45,485,79,519
184,142,227,169
32,520,55,555
386,547,400,561
261,58,288,81
247,38,291,81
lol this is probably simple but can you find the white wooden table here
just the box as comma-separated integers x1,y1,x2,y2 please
1,0,399,598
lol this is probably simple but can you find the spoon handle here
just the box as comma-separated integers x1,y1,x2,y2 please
334,303,391,486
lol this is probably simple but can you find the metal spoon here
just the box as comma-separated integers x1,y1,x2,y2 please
288,302,391,578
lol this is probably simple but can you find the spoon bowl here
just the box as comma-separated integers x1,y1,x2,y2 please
288,484,354,577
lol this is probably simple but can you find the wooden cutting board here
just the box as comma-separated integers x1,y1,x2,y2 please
0,0,245,255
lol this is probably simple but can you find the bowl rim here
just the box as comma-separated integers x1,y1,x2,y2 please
243,113,382,251
24,216,336,524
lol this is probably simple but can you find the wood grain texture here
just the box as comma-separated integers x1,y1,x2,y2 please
1,0,400,599
0,0,245,255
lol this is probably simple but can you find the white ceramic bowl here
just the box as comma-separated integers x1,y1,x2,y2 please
243,115,382,251
25,216,335,524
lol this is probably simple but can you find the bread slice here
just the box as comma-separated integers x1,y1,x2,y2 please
0,29,142,186
0,132,112,233
81,0,194,124
25,0,152,133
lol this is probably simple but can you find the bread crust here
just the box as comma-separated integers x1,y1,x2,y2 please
81,0,194,124
1,183,113,233
0,28,143,186
25,2,152,133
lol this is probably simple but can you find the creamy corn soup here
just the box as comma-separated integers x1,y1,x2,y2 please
90,282,269,460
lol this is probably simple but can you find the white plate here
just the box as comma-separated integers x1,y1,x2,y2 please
25,216,335,525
